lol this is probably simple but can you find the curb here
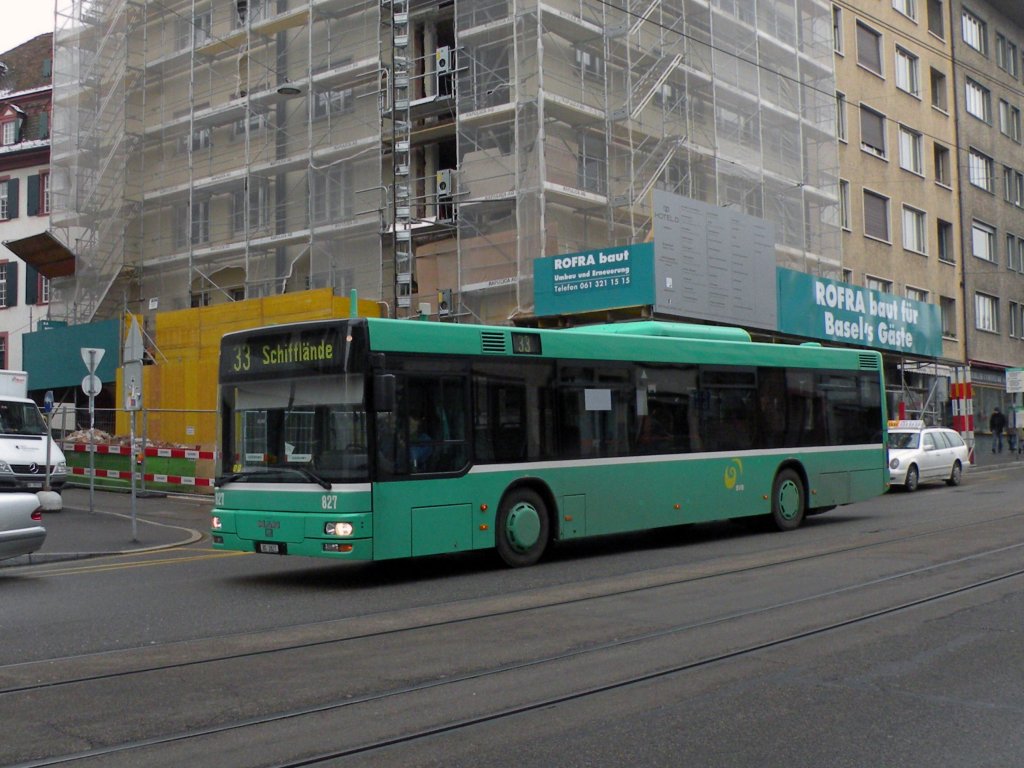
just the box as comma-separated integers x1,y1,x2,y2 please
0,509,205,569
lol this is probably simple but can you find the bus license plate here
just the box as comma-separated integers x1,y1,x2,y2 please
257,542,286,555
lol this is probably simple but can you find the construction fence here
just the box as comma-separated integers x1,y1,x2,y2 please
57,408,218,495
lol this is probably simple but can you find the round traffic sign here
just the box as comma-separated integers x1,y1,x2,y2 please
81,374,102,397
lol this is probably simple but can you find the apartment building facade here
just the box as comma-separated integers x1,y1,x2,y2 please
832,0,966,422
0,34,55,371
948,0,1024,421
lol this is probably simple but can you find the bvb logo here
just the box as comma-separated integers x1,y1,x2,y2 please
723,459,743,490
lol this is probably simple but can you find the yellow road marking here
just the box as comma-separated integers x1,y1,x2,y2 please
29,550,251,577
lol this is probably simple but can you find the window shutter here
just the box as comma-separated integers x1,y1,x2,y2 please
27,175,39,217
5,261,18,307
38,112,48,139
860,108,885,152
7,178,18,219
864,192,888,240
856,24,882,74
25,265,38,305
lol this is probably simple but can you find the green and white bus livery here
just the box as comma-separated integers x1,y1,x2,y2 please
211,318,888,567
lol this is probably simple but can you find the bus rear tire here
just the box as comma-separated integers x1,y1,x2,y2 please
496,488,550,567
770,468,805,532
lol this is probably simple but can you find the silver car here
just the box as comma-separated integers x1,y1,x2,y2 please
888,424,969,492
0,493,46,562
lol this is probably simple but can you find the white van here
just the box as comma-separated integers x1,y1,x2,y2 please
0,371,68,493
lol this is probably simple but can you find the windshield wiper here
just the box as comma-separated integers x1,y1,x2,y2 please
291,467,332,490
215,467,331,489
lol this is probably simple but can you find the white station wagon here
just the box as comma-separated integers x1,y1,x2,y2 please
887,421,969,492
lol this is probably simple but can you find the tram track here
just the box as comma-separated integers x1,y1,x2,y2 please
2,508,1022,699
7,514,1024,767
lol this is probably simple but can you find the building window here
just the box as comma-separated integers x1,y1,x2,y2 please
1003,166,1022,206
40,171,50,214
856,22,883,76
574,47,603,78
177,127,211,154
310,164,354,223
933,143,951,186
962,9,987,54
1007,233,1022,271
975,292,998,333
232,180,271,234
835,92,847,141
839,179,851,230
866,275,893,294
902,206,927,254
895,47,920,96
996,34,1019,77
972,220,996,262
832,5,843,54
863,189,890,241
927,0,944,38
0,263,7,307
577,132,607,195
234,111,268,136
859,105,886,158
1,121,16,145
0,334,6,368
940,296,956,337
906,286,928,303
968,148,994,192
930,68,947,111
937,219,954,263
893,0,917,20
965,79,991,122
37,273,49,304
898,126,923,174
0,180,10,220
313,88,354,119
999,100,1021,142
1011,302,1020,338
177,9,212,50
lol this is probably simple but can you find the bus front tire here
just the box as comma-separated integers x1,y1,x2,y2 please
770,468,805,532
496,488,550,567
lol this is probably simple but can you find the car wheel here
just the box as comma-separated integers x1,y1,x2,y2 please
946,461,962,487
770,468,805,531
905,464,919,492
495,488,550,567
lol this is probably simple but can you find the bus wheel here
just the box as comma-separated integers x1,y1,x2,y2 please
496,488,550,567
770,468,805,532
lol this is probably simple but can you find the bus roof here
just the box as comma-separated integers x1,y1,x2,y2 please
221,317,882,373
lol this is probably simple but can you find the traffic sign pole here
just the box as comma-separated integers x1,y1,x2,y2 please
80,347,105,514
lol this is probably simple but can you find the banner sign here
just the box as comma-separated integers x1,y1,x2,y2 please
534,242,655,316
777,268,942,357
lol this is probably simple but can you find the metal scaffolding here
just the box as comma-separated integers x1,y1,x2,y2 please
48,0,842,326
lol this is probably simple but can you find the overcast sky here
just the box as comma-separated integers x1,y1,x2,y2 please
0,4,55,57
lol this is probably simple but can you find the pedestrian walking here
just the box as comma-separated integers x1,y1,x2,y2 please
990,407,1007,453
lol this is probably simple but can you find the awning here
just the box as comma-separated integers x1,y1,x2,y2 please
2,231,76,278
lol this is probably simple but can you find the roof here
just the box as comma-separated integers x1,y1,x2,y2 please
0,34,53,94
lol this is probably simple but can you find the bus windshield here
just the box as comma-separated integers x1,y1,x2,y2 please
221,374,369,484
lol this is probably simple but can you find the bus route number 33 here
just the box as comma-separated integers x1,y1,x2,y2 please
231,344,251,372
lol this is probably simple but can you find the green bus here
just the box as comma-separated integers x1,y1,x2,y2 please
211,318,888,567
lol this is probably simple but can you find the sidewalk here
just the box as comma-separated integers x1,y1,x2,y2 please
1,486,212,568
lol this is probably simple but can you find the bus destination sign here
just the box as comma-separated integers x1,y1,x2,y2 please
220,327,348,380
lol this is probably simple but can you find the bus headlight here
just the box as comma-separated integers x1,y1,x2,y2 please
212,516,223,530
325,521,354,537
889,457,900,470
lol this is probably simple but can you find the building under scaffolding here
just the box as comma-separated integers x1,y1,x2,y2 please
47,0,842,327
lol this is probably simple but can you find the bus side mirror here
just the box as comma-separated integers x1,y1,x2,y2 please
374,374,396,411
